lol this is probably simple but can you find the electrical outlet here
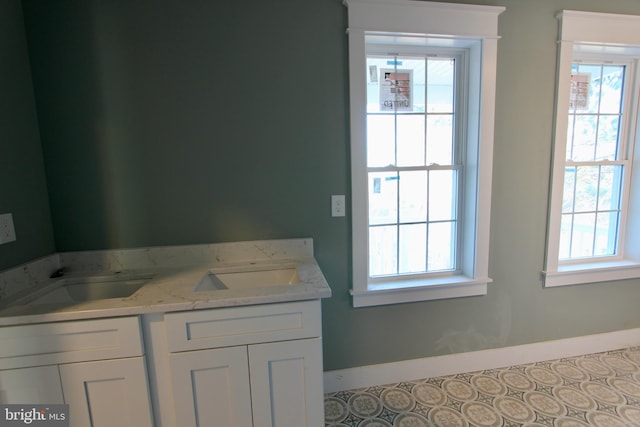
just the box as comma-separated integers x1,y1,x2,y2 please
0,213,16,244
331,195,346,217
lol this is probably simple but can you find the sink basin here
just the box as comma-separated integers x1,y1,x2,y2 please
194,266,299,291
26,275,152,305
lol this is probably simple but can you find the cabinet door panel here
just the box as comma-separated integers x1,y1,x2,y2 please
170,346,252,427
249,338,324,427
0,365,64,404
59,357,153,427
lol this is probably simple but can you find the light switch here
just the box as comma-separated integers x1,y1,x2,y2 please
0,213,16,244
331,195,346,217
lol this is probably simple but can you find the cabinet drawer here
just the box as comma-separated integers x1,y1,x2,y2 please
0,317,143,369
165,300,321,352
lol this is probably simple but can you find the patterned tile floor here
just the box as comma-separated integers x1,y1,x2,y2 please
324,347,640,426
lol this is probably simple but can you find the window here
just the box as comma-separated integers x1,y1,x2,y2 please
544,11,640,287
367,49,462,278
345,0,504,307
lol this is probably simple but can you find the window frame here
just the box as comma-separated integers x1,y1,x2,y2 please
344,0,504,307
544,10,640,287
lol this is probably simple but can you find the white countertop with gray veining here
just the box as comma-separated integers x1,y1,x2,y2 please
0,238,331,326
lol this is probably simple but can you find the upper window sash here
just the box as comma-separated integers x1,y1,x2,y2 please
567,59,632,163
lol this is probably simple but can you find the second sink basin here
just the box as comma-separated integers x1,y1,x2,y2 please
194,266,300,291
26,274,152,305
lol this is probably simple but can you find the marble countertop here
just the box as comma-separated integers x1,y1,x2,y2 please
0,239,332,326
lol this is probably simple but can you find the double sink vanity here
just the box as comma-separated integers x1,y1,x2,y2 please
0,238,332,427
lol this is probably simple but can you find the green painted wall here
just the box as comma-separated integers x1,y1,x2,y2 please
0,0,54,271
16,0,640,370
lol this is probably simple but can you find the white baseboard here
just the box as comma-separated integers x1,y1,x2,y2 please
323,328,640,393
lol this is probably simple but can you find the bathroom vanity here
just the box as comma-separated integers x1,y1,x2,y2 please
0,239,331,427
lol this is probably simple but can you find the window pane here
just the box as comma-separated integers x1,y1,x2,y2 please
405,58,426,112
399,171,427,223
427,59,454,113
428,221,455,271
559,214,573,260
594,211,619,257
570,115,597,161
367,57,394,113
369,226,397,276
397,115,425,167
570,212,596,258
566,115,575,160
574,166,598,212
426,115,453,165
562,167,576,213
595,115,619,160
578,64,602,114
369,172,398,225
599,65,624,115
429,170,457,221
570,64,594,113
399,224,426,274
367,115,395,167
381,69,412,111
598,165,623,212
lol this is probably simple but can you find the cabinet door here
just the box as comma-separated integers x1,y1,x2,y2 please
59,357,153,427
248,338,324,427
0,365,64,404
169,346,253,427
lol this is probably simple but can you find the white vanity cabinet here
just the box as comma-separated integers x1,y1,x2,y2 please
0,317,154,427
154,300,325,427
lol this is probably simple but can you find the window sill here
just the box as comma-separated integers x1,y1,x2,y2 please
350,275,491,308
542,260,640,287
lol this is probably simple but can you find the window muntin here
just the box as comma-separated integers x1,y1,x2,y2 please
559,61,629,262
365,51,462,280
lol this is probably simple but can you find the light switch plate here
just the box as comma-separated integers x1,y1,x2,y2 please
0,213,16,244
331,195,346,217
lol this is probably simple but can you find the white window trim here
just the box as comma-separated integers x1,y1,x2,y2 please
543,10,640,288
344,0,504,307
